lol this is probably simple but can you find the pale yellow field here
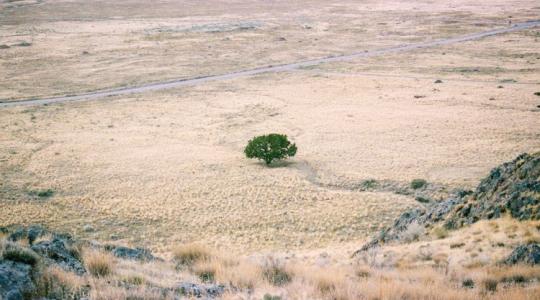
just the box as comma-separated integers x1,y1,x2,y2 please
1,0,539,100
1,0,540,256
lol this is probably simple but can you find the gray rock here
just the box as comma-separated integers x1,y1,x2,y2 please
7,225,47,245
0,260,34,299
176,282,225,298
31,237,85,275
504,243,540,265
7,228,27,242
107,245,157,262
27,225,47,245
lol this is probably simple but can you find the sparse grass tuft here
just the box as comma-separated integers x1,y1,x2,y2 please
432,226,449,239
262,258,292,286
362,179,378,189
216,259,261,289
482,278,498,292
85,251,114,277
193,260,217,282
121,274,145,286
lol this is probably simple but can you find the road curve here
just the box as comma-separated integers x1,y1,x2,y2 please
2,20,539,108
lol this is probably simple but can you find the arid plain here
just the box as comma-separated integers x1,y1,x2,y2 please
1,0,540,299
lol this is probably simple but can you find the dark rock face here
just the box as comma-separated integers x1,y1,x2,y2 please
354,152,540,255
0,260,34,300
176,282,225,298
27,225,47,245
31,237,86,275
504,243,540,265
353,196,464,255
7,225,47,245
106,245,157,262
446,153,540,228
7,228,27,243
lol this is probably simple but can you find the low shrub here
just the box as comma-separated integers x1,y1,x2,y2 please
28,189,54,198
3,243,40,266
263,294,282,300
411,179,427,189
361,179,378,189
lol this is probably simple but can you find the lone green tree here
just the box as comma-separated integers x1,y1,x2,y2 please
244,134,297,165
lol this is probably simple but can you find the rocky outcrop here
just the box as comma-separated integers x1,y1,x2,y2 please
31,237,86,275
353,195,464,255
0,260,34,300
504,243,540,265
446,153,539,228
354,152,540,255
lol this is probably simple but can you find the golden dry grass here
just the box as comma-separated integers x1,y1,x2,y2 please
172,243,213,267
2,225,539,300
84,250,115,278
1,0,539,252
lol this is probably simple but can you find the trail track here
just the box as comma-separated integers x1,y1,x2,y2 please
1,20,539,108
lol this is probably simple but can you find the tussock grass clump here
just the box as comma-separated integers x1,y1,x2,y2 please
34,266,86,299
432,226,449,239
172,243,212,267
462,278,475,288
2,242,40,266
85,251,115,277
121,274,145,286
482,278,498,292
216,260,261,289
262,258,292,286
309,271,347,298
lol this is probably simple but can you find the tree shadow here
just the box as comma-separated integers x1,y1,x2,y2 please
259,160,296,168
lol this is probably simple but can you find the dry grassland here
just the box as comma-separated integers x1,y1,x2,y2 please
1,0,538,100
0,0,540,298
3,219,539,299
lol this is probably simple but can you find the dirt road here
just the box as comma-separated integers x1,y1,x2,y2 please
1,20,538,108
